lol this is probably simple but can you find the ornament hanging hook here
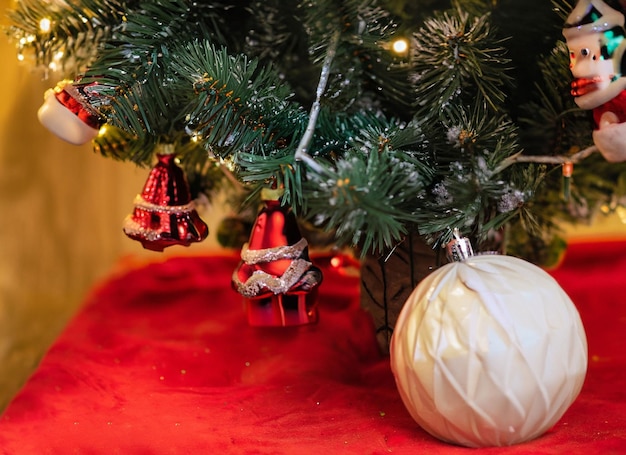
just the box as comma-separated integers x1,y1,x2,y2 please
445,228,474,262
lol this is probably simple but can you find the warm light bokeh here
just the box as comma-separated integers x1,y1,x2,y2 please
0,0,224,411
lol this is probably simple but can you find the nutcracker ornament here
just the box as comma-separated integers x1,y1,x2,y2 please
232,187,323,327
390,231,588,447
563,0,626,161
123,143,209,251
37,79,105,145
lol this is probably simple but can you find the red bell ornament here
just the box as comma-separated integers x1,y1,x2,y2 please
37,79,105,145
232,189,323,327
123,144,209,251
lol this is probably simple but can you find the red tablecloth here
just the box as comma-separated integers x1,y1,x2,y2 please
0,243,625,454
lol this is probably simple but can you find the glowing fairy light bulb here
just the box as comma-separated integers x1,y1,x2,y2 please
47,50,64,71
20,35,36,45
39,18,52,33
391,38,409,56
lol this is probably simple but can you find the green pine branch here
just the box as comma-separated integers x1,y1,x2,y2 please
5,0,626,261
301,118,434,253
410,6,513,118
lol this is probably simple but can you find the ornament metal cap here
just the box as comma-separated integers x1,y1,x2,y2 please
445,228,474,262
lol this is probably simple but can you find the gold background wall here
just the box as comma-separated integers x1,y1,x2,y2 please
0,2,223,410
0,1,624,412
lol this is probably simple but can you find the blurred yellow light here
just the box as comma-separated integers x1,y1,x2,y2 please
392,38,409,55
21,35,36,45
39,18,52,33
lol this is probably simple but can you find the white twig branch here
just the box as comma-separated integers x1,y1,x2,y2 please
294,31,342,174
496,145,598,173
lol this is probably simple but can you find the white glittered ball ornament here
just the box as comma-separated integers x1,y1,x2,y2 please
390,236,587,448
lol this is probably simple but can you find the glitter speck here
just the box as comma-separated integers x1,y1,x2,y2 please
159,376,165,381
245,361,251,367
180,369,187,375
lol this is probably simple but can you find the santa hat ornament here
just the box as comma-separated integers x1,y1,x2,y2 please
123,144,209,251
37,79,105,145
232,187,323,327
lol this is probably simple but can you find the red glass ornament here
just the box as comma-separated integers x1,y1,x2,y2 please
232,198,323,327
54,85,102,129
123,153,209,251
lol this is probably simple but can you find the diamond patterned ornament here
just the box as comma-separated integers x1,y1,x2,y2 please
390,235,588,447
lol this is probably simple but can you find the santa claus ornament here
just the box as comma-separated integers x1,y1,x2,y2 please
390,231,588,447
232,188,323,327
563,0,626,162
123,143,209,251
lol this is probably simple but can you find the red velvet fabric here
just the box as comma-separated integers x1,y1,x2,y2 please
1,242,625,454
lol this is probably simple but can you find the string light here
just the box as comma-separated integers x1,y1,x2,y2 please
39,18,52,33
19,35,36,45
391,38,409,56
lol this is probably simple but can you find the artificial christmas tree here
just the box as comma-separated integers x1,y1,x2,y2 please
4,0,626,449
6,0,626,342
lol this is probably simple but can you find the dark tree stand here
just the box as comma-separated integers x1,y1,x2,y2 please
360,232,442,353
